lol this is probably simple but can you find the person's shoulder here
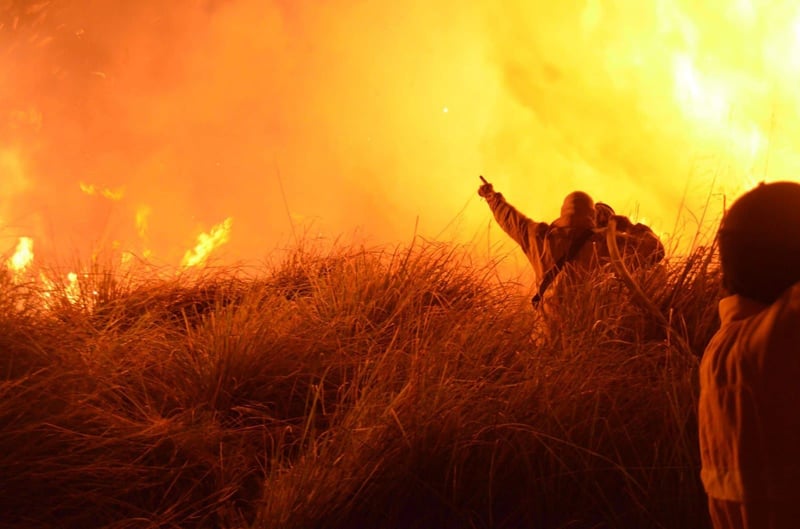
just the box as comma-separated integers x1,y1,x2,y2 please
742,282,800,353
768,281,800,322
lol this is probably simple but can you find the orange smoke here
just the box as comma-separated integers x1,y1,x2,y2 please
2,1,799,271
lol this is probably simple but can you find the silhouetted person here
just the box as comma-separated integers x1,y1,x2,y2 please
477,177,663,306
700,181,800,529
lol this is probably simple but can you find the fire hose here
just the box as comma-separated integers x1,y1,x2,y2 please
605,218,668,328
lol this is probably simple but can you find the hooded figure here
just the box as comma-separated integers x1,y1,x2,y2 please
478,179,664,306
700,181,800,529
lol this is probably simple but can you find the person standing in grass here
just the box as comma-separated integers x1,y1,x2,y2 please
700,181,800,528
477,176,664,306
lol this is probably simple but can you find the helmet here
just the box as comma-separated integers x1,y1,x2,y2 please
718,181,800,303
554,191,595,228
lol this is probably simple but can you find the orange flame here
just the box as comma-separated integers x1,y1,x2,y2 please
65,272,80,305
181,217,233,268
135,205,152,259
11,0,800,268
7,237,34,281
79,182,124,201
38,271,84,307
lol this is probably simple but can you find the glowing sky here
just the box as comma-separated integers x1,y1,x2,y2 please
2,0,799,270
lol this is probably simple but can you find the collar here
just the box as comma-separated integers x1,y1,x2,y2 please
718,295,769,325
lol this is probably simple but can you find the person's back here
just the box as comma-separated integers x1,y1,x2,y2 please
700,181,800,529
595,201,665,268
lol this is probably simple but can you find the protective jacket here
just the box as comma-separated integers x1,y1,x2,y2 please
700,286,800,508
484,191,664,300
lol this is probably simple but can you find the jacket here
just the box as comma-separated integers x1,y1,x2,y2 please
485,192,665,292
699,285,800,502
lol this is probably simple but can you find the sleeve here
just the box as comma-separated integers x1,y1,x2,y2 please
485,192,548,276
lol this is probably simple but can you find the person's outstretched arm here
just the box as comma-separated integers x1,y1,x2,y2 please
478,176,546,264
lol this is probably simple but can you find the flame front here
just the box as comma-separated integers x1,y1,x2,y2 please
7,1,800,268
181,217,233,268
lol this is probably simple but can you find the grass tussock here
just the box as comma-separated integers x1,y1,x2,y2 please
0,239,721,529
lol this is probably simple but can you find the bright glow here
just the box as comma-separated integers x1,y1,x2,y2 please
79,182,124,201
181,217,233,268
0,148,29,197
65,272,80,305
39,273,55,301
7,237,34,281
7,0,800,267
135,205,151,239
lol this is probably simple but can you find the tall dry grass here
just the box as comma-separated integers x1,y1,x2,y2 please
0,238,721,529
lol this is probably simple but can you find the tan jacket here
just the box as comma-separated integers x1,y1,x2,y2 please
485,192,664,290
699,286,800,503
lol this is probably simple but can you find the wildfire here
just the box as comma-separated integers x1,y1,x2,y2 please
135,205,152,258
10,0,800,269
7,237,34,281
181,217,233,268
65,272,80,305
656,1,800,182
79,182,124,201
36,271,89,309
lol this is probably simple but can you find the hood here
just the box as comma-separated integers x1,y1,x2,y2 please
553,191,596,229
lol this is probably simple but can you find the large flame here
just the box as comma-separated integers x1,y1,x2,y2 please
3,0,800,272
181,217,233,268
65,272,80,305
7,236,34,281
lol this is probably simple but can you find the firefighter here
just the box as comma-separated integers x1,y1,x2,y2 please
477,176,664,306
699,181,800,529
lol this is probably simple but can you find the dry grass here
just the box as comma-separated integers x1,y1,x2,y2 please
0,238,721,529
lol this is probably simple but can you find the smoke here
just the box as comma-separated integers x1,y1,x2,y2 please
1,0,797,268
481,0,800,242
0,0,503,264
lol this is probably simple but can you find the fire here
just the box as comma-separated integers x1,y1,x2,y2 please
10,0,800,267
65,272,80,305
181,217,233,268
672,54,730,124
79,182,124,201
135,205,153,258
36,271,87,308
7,237,34,281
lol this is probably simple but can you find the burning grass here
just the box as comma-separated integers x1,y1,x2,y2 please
0,239,720,528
